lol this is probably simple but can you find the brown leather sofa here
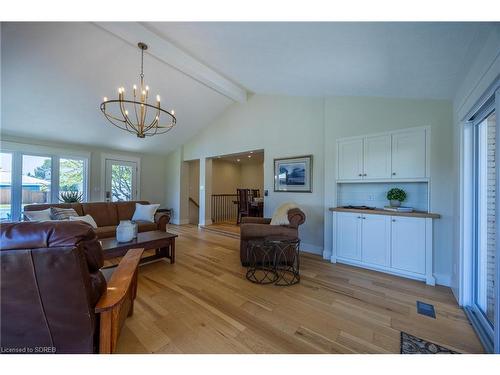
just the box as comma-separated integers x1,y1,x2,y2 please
0,221,143,353
23,200,170,239
239,208,306,265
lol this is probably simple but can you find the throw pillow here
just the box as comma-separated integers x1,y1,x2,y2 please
132,203,160,223
23,208,52,221
270,202,299,226
69,214,98,229
50,207,79,220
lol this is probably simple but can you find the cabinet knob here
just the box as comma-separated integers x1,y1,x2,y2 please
362,217,366,219
358,173,362,177
357,216,361,219
363,174,367,176
392,172,396,175
392,219,396,222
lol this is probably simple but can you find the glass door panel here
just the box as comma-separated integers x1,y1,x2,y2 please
0,152,13,221
476,111,497,327
59,158,85,202
105,159,137,202
21,155,51,210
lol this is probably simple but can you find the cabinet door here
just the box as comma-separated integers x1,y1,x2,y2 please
338,139,363,180
364,135,391,179
336,212,361,260
391,216,426,274
391,129,427,179
361,214,391,266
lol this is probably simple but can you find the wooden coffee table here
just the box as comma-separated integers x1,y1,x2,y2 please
100,230,178,266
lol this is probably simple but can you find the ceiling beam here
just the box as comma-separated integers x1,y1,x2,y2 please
94,22,247,103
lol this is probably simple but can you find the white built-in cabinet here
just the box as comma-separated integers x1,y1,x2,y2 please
337,127,429,181
332,211,434,285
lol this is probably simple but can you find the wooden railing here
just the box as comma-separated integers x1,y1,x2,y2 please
189,197,199,208
211,194,237,223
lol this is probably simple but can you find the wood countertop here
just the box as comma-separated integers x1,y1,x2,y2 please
329,207,441,219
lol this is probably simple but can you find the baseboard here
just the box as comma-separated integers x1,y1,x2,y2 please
301,242,323,256
434,273,452,287
322,251,332,260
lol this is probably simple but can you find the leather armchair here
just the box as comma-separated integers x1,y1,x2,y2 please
0,221,143,353
240,208,306,265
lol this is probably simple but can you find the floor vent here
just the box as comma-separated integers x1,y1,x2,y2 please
416,301,436,318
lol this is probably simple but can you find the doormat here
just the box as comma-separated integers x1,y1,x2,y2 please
401,332,460,354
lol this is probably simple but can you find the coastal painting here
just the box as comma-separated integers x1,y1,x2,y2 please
274,155,312,192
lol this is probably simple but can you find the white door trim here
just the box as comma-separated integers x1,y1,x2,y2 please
100,153,141,201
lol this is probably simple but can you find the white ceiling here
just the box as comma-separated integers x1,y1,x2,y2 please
146,22,494,99
1,22,495,155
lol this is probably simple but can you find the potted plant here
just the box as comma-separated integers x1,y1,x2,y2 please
59,190,84,203
386,188,406,207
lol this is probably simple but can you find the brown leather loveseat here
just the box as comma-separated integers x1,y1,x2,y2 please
23,200,170,239
239,208,306,265
0,221,143,353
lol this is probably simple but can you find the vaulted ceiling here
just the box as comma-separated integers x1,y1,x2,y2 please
1,22,495,154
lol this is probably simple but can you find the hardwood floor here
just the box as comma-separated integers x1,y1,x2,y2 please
200,222,240,238
115,224,483,354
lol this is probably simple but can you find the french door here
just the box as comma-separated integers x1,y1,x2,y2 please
104,159,138,202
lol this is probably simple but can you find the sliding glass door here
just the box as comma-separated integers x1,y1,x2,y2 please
472,109,496,340
464,86,499,353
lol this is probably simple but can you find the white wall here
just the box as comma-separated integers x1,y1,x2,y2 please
240,162,264,193
211,158,264,195
451,25,500,302
164,148,183,224
212,159,243,194
323,96,454,286
0,134,168,205
183,95,325,254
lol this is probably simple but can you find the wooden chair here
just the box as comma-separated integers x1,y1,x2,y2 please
97,248,143,353
251,189,260,199
236,188,250,224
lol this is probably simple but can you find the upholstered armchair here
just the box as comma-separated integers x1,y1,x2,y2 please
0,221,144,353
239,208,306,265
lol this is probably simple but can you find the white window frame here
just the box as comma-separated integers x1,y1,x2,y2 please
0,141,90,221
100,153,141,202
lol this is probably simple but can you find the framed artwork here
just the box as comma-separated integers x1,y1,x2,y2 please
274,155,313,192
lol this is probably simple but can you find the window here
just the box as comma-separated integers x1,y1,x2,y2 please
0,142,89,221
475,111,496,327
0,152,13,222
22,155,52,210
462,84,500,353
59,158,86,201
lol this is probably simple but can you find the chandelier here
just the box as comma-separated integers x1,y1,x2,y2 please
100,42,176,138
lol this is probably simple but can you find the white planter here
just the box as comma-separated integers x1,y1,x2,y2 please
116,220,135,243
390,200,401,207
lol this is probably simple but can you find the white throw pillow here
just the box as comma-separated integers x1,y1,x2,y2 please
270,202,300,226
69,214,98,229
23,208,52,221
132,203,160,223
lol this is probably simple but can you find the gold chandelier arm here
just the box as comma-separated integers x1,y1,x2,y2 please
132,90,140,126
143,107,161,132
102,111,128,124
119,99,139,133
103,113,137,134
